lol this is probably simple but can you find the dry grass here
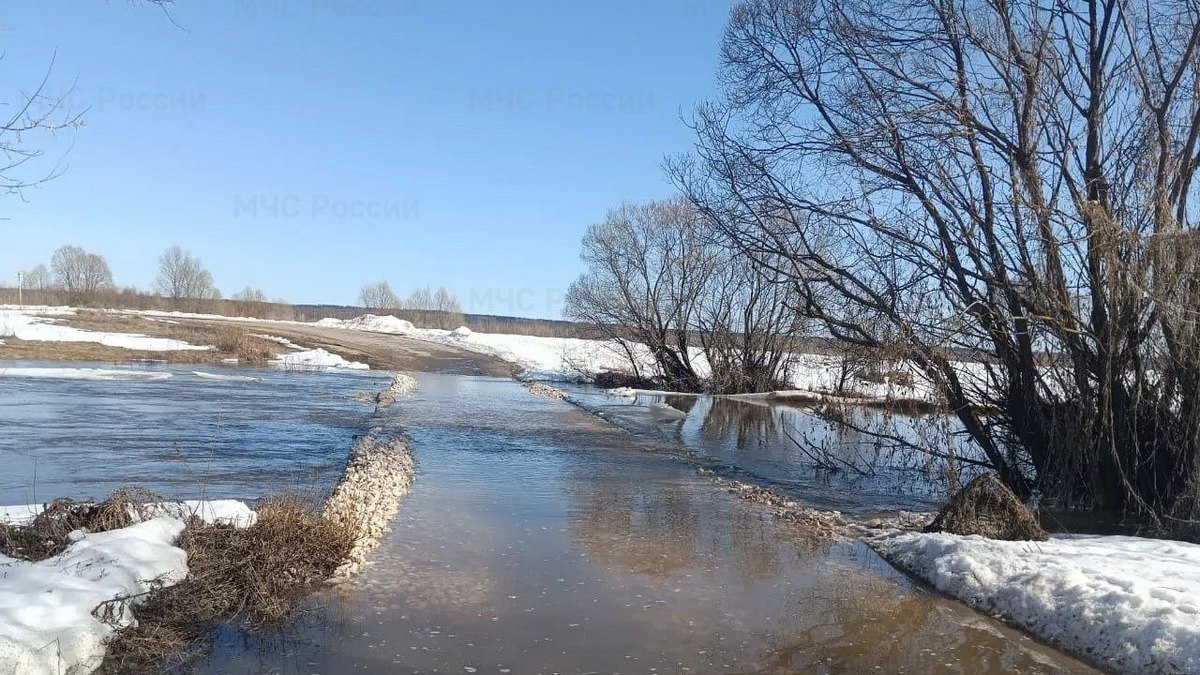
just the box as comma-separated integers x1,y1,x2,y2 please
925,474,1048,541
209,325,274,365
100,494,354,673
0,488,155,561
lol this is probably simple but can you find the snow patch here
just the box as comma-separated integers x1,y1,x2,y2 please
450,325,473,338
273,348,369,371
873,531,1200,674
0,518,188,675
0,307,209,352
138,499,258,527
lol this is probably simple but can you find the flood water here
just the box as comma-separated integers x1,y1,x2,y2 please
563,387,979,515
189,373,1096,674
0,360,389,504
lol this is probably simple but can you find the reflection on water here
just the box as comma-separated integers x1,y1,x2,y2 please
194,374,1095,674
0,360,390,503
564,387,982,514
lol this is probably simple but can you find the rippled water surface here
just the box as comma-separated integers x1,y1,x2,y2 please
193,374,1095,674
0,360,389,504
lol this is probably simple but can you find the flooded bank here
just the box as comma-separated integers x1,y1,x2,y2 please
562,387,979,515
0,360,390,504
194,373,1096,674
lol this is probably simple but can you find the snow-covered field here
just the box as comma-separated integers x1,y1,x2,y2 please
0,306,371,372
2,304,971,397
873,531,1200,674
0,499,256,675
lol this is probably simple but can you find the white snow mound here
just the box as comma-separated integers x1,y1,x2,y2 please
273,348,369,371
317,314,415,335
873,531,1200,674
450,326,473,338
0,518,188,675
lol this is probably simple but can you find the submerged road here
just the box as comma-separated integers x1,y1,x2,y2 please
195,373,1099,674
186,317,514,375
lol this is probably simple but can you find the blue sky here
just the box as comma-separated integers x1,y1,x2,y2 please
0,0,731,319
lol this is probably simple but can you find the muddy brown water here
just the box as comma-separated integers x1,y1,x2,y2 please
192,373,1097,674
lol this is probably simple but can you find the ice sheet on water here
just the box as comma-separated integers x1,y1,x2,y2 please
0,367,173,382
192,370,261,382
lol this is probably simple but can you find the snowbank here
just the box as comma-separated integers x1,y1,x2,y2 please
0,499,257,673
0,367,173,382
450,325,473,338
412,328,646,382
0,307,209,352
0,518,188,675
316,314,415,335
273,348,369,371
873,531,1200,674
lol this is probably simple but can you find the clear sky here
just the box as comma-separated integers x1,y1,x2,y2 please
0,0,731,319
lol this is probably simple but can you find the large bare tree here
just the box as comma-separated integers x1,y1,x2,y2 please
50,245,114,302
565,198,716,390
156,246,217,306
358,281,403,311
676,0,1200,524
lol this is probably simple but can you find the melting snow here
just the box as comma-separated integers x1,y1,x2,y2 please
273,348,369,371
0,367,173,382
0,500,257,673
0,307,209,352
0,518,188,675
873,531,1200,674
191,370,261,382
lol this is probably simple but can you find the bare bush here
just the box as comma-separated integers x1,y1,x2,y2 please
101,495,354,672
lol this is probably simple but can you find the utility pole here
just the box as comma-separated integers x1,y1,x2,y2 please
16,271,23,305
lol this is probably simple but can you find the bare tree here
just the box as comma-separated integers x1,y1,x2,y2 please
1,60,83,200
676,0,1200,524
156,246,217,307
359,281,402,311
2,2,176,203
51,245,114,303
406,286,434,310
565,198,717,390
22,264,54,304
231,287,268,303
697,250,808,393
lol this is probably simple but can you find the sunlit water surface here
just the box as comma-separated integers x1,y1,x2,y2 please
0,360,389,504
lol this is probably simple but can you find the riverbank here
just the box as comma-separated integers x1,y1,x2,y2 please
0,305,510,376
